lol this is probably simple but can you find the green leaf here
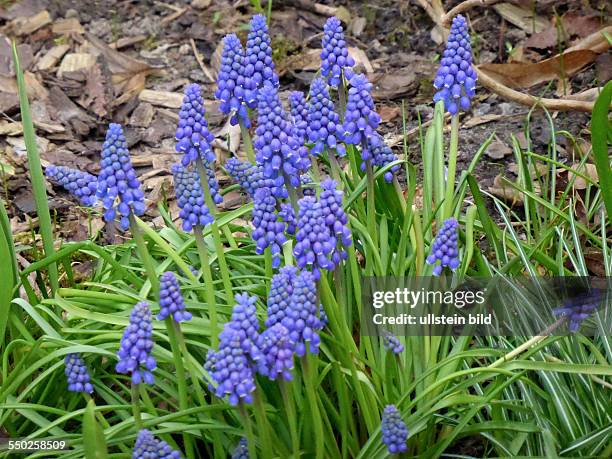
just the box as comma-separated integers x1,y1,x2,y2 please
0,198,17,347
83,399,109,459
591,80,612,219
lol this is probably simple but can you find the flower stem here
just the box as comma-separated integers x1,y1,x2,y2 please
328,152,342,184
365,160,378,255
302,354,324,459
283,171,299,214
253,390,275,457
131,383,142,430
239,119,256,164
280,380,299,457
239,402,257,459
338,76,347,122
443,115,460,220
128,213,159,295
194,225,219,348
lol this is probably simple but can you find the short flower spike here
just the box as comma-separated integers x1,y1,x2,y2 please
381,405,408,454
132,429,182,459
64,353,94,393
175,84,215,167
225,158,284,198
553,289,603,333
265,266,298,328
244,14,279,94
433,15,477,115
116,302,156,385
252,187,287,268
383,332,404,354
426,217,460,276
289,90,308,146
97,123,145,230
45,165,98,206
319,179,352,265
321,16,355,88
158,272,192,323
368,135,401,183
307,78,345,157
172,164,213,232
256,323,295,381
231,437,249,459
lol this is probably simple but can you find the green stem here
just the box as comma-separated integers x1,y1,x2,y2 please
310,155,322,190
338,77,347,122
280,380,299,457
194,225,219,347
129,214,159,295
239,402,257,459
131,383,143,430
412,208,425,276
443,115,460,220
83,394,130,454
393,176,406,214
283,172,300,214
253,391,275,457
328,153,342,184
365,160,378,261
239,119,256,164
302,355,324,459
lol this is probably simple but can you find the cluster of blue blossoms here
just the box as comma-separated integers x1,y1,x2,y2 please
64,353,94,394
321,16,355,88
289,91,308,145
132,429,181,459
172,164,213,232
383,332,404,355
307,78,345,157
231,437,249,459
381,405,409,454
158,272,192,322
252,187,287,268
427,217,460,276
553,289,603,333
45,166,98,206
116,302,157,385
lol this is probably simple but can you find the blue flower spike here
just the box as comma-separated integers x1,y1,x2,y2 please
553,289,603,333
231,437,249,459
319,179,352,265
132,429,182,459
307,78,345,157
256,323,295,381
433,14,477,115
252,187,287,268
381,404,408,454
289,90,308,146
426,217,460,276
64,353,94,394
116,302,156,385
225,158,282,198
96,124,145,231
383,332,404,355
369,135,401,183
158,272,192,323
265,266,298,328
172,164,213,232
244,14,279,94
321,16,355,88
227,292,261,362
175,84,216,167
45,165,98,206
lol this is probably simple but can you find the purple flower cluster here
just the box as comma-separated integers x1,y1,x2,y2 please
231,437,249,459
427,218,460,276
226,293,261,361
320,16,355,88
252,187,286,268
97,124,145,230
116,302,156,385
158,272,192,323
254,82,309,194
320,179,352,264
381,405,408,454
175,84,215,167
172,164,213,231
45,165,98,206
294,196,335,279
225,158,282,198
553,289,603,333
369,135,400,183
215,34,254,127
64,353,94,393
289,90,308,145
383,332,404,355
256,323,294,381
279,202,297,235
244,14,279,92
265,266,298,328
132,429,182,459
307,78,345,157
433,15,477,115
342,74,381,165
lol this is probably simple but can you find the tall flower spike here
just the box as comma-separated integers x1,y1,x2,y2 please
158,272,192,323
231,437,249,459
289,91,308,146
254,82,309,195
227,293,261,362
132,429,182,459
45,165,98,206
426,217,460,276
176,84,215,167
244,14,279,96
381,405,408,454
97,124,145,230
172,164,213,232
215,34,254,127
320,179,352,265
343,73,381,166
306,78,345,157
265,266,298,327
116,302,156,385
256,323,295,381
225,158,284,198
252,187,286,268
204,325,256,405
294,196,336,279
383,332,404,354
433,15,477,115
553,289,603,333
369,135,400,183
64,353,94,393
282,270,323,357
321,16,355,88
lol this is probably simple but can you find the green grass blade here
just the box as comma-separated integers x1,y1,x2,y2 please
590,80,612,219
83,398,109,459
0,198,17,347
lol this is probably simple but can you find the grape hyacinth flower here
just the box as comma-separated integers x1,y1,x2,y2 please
64,353,94,394
381,405,408,454
252,187,287,268
97,124,145,230
244,14,279,95
175,84,216,167
158,272,192,323
282,270,324,357
132,429,182,459
116,302,156,385
342,73,381,165
225,158,283,198
215,34,254,126
383,332,404,354
172,164,213,232
254,82,309,194
320,179,352,265
204,325,257,405
427,218,460,276
321,16,355,88
279,202,297,235
306,78,345,156
289,91,308,145
369,135,400,183
433,14,477,115
45,165,98,206
265,266,298,328
294,196,336,279
227,293,261,362
300,174,316,196
256,323,295,381
231,438,249,459
553,289,603,333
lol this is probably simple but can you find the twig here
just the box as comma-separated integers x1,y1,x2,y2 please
190,38,215,82
442,0,503,25
476,67,596,112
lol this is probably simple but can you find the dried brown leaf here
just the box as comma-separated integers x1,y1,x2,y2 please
485,138,512,159
493,3,548,34
35,44,70,71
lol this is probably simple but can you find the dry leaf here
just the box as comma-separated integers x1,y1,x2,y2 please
372,71,416,99
568,163,598,190
35,44,70,71
52,17,84,35
493,3,548,34
79,57,114,118
11,10,51,36
139,89,183,108
348,47,374,74
58,53,97,77
489,175,524,205
378,105,401,123
485,138,512,159
278,48,320,75
0,121,22,136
